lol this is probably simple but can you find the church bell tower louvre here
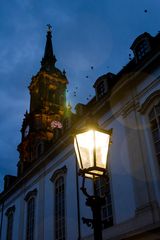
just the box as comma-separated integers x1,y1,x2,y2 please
17,25,69,175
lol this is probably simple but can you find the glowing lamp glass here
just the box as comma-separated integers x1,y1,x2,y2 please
74,129,111,178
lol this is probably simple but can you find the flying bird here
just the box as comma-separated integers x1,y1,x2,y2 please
91,66,94,70
86,76,89,78
144,9,148,13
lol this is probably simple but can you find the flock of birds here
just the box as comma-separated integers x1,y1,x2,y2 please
67,9,149,102
66,65,95,101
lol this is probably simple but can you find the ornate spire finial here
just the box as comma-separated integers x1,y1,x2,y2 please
41,24,57,71
47,24,52,32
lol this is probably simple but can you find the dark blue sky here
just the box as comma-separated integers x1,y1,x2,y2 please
0,0,160,191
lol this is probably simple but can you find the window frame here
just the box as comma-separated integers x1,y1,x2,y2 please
94,171,113,229
139,91,160,176
148,102,160,165
5,205,15,240
50,166,67,240
55,176,65,240
24,189,37,240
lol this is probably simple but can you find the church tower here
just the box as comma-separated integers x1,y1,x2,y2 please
17,25,68,175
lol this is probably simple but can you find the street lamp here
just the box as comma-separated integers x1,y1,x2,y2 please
74,123,112,240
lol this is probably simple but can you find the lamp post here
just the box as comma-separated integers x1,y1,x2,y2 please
74,123,112,240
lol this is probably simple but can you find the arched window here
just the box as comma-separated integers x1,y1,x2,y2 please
149,102,160,164
24,189,37,240
55,176,65,240
36,142,44,158
50,166,67,240
5,206,15,240
26,198,35,240
95,172,113,229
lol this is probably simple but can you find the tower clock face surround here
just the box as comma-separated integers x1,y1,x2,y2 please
24,125,29,137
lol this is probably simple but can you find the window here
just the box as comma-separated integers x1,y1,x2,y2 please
25,189,37,240
26,198,35,240
5,206,15,240
149,102,160,164
50,166,67,240
136,40,150,60
36,142,44,158
53,127,62,141
97,81,105,98
55,176,65,240
95,173,113,229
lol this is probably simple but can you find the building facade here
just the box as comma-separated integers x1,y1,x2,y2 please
0,28,160,240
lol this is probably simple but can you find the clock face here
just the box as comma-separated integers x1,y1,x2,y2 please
24,125,29,137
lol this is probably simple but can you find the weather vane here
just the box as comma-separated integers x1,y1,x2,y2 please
47,24,52,32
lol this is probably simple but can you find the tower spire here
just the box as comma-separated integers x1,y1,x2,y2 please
41,24,57,71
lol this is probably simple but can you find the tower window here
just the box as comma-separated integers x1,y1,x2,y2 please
55,176,65,240
95,173,113,229
149,102,160,164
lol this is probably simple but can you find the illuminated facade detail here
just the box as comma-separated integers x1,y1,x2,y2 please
51,120,63,129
